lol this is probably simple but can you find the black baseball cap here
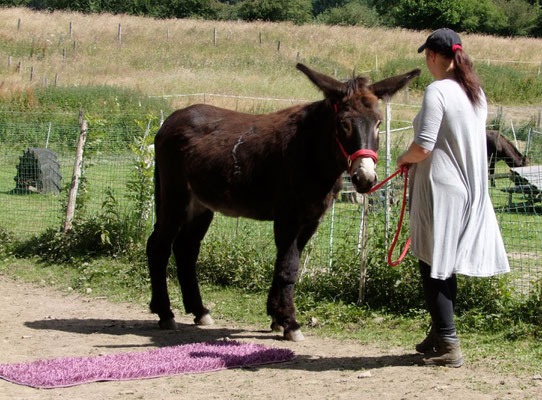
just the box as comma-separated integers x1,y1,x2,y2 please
417,28,462,57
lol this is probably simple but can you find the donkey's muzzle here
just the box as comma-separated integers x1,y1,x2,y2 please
351,158,378,193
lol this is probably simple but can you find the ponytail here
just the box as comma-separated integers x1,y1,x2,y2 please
453,49,482,107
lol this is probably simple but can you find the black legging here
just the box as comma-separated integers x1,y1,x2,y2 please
419,260,457,338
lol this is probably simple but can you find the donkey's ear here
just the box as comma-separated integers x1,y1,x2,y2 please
369,68,421,101
297,63,344,99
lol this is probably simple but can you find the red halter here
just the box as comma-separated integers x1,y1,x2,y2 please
333,103,378,175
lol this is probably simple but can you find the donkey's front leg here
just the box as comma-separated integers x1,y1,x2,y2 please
267,219,305,341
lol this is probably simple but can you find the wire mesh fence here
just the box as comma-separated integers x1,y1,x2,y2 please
0,107,540,296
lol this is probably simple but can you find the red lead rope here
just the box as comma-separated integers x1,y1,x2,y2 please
367,167,411,266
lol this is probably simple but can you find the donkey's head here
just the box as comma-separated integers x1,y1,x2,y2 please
297,63,420,193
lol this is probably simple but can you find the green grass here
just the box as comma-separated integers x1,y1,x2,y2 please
0,256,540,375
0,151,137,238
1,148,541,285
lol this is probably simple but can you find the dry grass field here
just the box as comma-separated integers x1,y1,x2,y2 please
1,7,542,107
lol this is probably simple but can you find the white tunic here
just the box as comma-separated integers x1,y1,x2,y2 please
409,79,510,280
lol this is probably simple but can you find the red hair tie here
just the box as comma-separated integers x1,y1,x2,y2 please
452,44,462,52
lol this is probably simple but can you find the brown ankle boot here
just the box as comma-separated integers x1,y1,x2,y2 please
418,337,463,368
415,326,438,353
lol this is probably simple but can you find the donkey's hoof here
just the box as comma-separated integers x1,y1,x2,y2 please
195,314,214,326
284,329,305,342
270,321,284,333
158,318,178,330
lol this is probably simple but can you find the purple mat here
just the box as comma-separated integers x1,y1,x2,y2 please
0,340,295,389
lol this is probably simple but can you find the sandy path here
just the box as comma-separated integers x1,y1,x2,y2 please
0,274,540,400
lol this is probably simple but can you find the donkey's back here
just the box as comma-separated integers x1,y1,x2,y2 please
154,103,308,220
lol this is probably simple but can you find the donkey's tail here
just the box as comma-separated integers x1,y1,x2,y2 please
152,162,161,223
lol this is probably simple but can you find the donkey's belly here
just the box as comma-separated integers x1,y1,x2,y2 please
192,191,275,221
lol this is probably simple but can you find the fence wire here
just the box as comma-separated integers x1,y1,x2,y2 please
0,112,540,296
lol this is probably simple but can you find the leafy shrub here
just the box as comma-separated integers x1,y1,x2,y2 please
126,116,158,241
238,0,313,24
0,226,14,256
315,1,382,26
13,195,142,264
197,230,275,292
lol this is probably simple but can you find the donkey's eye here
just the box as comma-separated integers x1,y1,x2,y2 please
341,121,352,134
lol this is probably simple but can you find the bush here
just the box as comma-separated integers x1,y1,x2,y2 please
12,191,144,264
315,1,382,26
456,274,542,338
13,217,131,263
238,0,313,24
197,228,275,292
0,226,14,256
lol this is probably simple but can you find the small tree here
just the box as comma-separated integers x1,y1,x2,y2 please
315,1,381,26
239,0,313,24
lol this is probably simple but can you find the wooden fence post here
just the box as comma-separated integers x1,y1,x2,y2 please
64,119,87,232
213,27,217,45
45,122,52,149
118,23,122,46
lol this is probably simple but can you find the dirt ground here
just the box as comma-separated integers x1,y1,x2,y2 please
0,274,540,400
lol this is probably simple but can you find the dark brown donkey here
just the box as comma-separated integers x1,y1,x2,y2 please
486,129,530,187
146,63,420,341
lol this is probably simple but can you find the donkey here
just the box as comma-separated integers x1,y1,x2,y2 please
146,63,420,341
486,130,530,187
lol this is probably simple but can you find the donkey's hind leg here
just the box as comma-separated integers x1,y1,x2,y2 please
172,206,214,325
147,219,182,330
146,186,187,330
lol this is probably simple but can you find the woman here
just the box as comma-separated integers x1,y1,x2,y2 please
397,28,510,367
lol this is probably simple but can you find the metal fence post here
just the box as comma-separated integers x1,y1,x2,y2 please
385,102,392,241
357,194,369,304
328,199,336,270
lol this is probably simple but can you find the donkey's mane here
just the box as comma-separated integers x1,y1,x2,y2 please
343,77,379,109
498,134,524,160
344,76,369,96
